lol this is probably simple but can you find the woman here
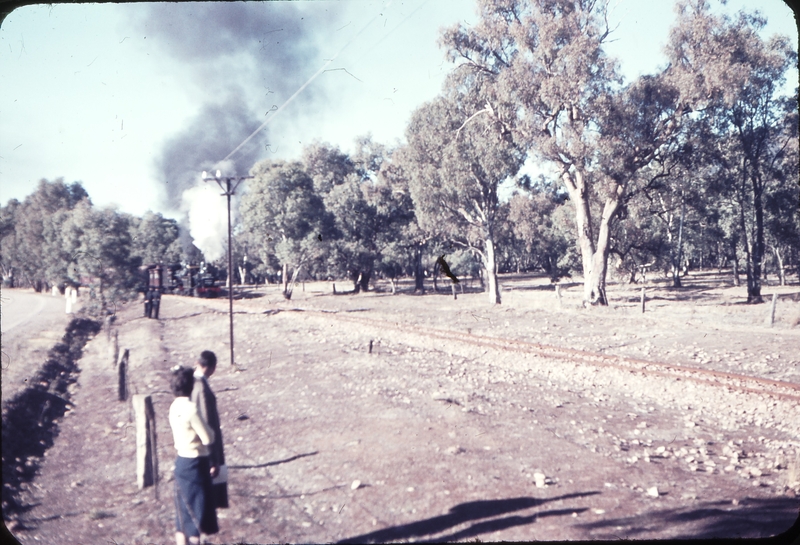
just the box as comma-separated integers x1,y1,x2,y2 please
168,366,219,545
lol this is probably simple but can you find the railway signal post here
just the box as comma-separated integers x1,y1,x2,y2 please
202,170,254,367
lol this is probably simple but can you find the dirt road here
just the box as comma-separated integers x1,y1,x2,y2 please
1,289,72,402
7,274,800,543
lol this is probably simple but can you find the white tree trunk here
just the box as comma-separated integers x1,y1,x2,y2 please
773,246,786,286
284,265,302,300
485,237,501,304
583,195,620,306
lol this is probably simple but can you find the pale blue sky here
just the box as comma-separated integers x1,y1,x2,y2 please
0,0,796,218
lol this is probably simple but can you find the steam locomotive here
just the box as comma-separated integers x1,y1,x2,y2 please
140,262,222,308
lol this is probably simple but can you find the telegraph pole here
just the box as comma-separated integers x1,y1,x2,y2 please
202,170,253,367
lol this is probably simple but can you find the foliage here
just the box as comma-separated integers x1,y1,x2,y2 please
0,179,89,291
400,66,525,303
241,159,332,298
63,202,142,316
129,211,182,266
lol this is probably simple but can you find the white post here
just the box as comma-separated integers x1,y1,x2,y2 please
766,293,778,326
65,287,73,314
133,395,158,490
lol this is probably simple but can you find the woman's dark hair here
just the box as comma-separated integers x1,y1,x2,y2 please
198,350,217,370
170,366,195,397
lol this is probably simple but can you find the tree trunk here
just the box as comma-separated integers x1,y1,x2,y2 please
413,246,425,293
284,265,302,300
583,196,620,306
564,171,596,294
485,236,501,304
389,277,396,295
749,180,764,303
564,169,619,306
773,246,786,286
359,269,371,292
282,262,288,294
728,232,740,286
673,192,686,288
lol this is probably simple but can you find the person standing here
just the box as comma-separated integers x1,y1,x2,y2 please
192,350,228,509
168,366,219,545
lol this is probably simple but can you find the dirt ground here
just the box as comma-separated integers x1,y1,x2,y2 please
4,270,800,544
1,290,74,403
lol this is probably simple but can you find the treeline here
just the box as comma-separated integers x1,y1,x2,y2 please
2,0,798,311
0,179,196,315
239,0,799,305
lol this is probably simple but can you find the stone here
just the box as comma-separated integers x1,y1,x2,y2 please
351,480,361,490
533,473,547,488
647,487,659,497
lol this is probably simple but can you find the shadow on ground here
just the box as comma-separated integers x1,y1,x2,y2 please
228,450,318,470
575,496,800,540
337,491,599,544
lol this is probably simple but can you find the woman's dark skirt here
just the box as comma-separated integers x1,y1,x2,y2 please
174,455,219,537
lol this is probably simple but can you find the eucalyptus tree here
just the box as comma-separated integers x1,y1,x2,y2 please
241,160,332,299
322,172,382,291
379,146,444,293
0,198,20,287
4,179,89,291
363,148,423,294
301,140,384,292
764,99,800,286
129,211,182,266
505,184,577,280
62,202,142,315
440,0,691,305
664,0,797,302
402,69,524,304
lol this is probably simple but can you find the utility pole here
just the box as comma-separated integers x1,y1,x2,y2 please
202,170,253,367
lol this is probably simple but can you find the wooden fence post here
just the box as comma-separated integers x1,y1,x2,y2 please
118,349,129,402
133,394,158,492
555,284,562,306
110,330,119,368
641,287,646,314
767,293,778,326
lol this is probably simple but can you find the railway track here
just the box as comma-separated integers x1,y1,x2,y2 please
300,309,800,403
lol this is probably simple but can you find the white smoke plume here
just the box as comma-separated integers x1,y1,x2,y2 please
138,3,345,258
182,180,231,263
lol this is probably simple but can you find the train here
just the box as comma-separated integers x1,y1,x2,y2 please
140,262,222,299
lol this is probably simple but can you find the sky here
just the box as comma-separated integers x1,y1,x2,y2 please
1,0,797,223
